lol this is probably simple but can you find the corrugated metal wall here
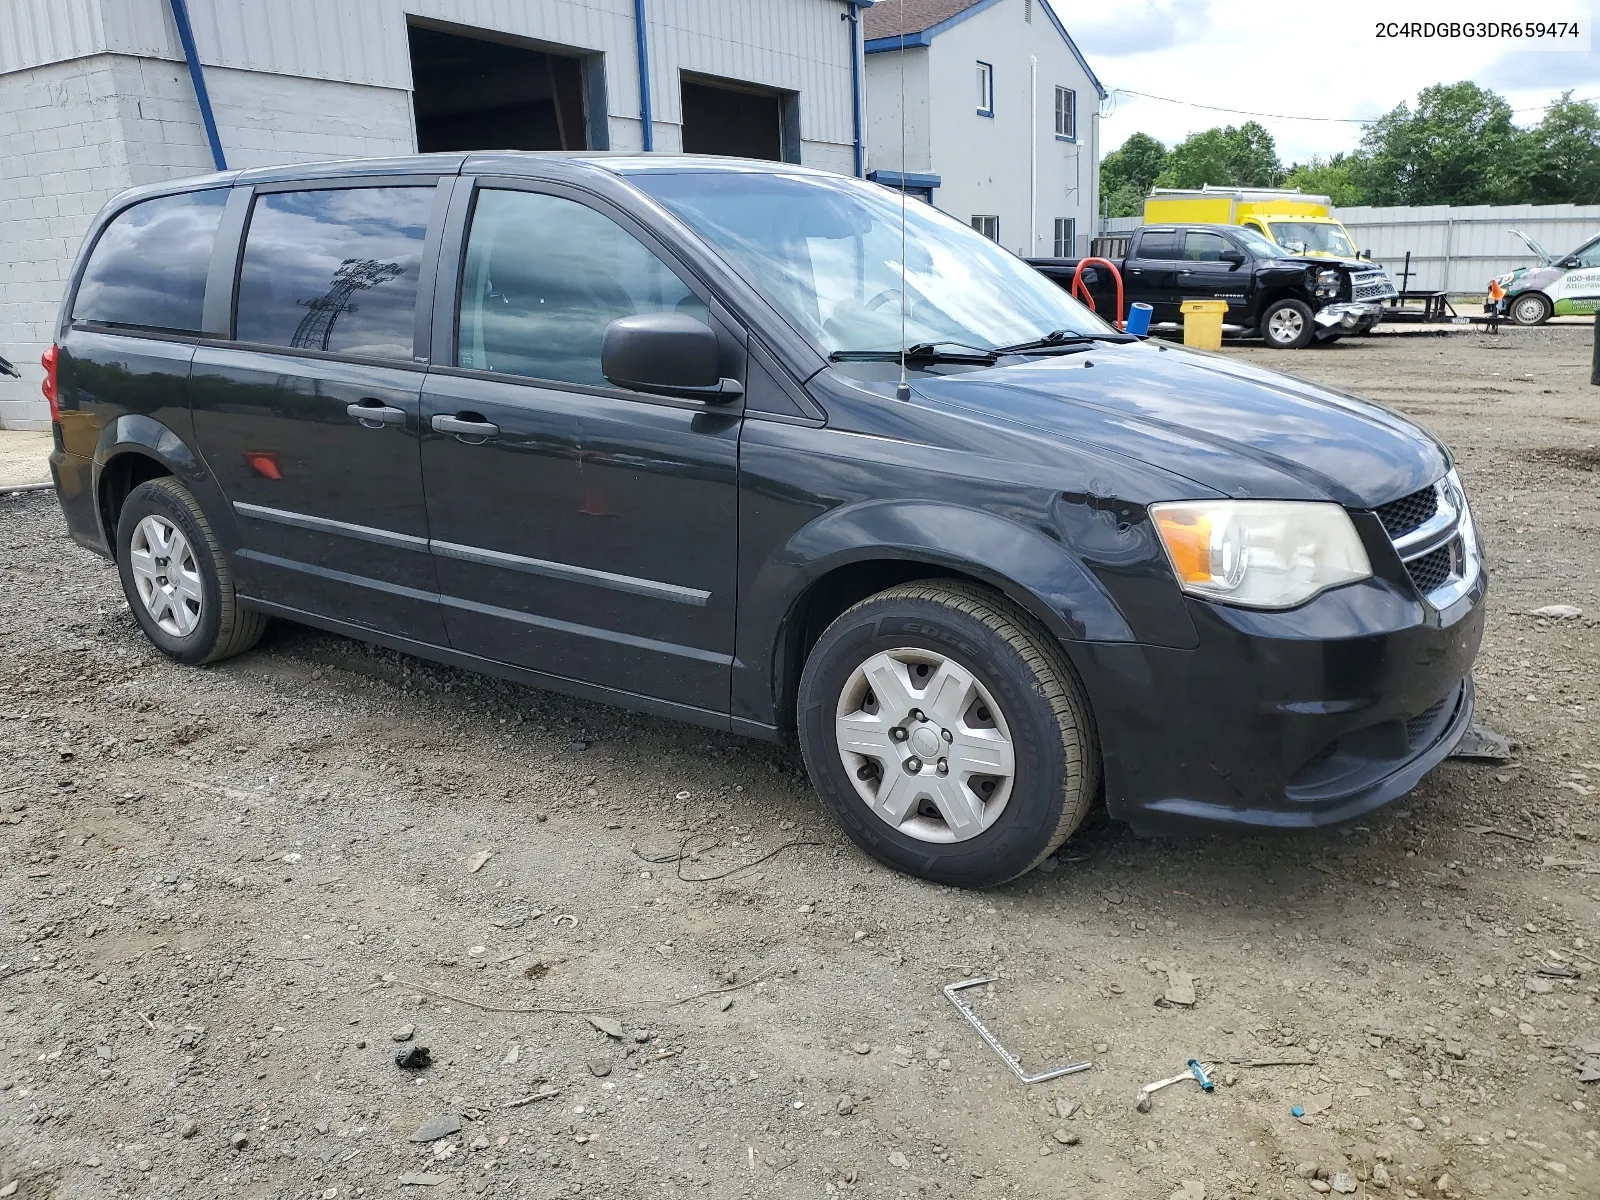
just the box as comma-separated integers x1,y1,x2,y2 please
2,0,855,147
1332,204,1600,295
1099,205,1600,294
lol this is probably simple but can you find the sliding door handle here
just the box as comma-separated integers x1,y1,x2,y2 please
431,413,500,442
347,400,407,428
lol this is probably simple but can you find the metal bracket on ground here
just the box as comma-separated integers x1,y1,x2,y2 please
942,976,1092,1085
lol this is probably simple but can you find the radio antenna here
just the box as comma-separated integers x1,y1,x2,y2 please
894,4,910,401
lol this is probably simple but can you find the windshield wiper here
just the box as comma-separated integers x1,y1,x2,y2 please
990,329,1136,354
828,340,999,364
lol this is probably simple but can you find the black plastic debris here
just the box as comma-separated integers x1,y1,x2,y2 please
394,1045,432,1070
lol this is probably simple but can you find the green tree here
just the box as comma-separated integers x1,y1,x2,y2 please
1155,121,1284,189
1513,92,1600,204
1282,153,1368,207
1354,81,1519,205
1100,132,1167,217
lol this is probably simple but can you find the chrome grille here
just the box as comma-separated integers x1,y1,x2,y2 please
1374,470,1480,608
1351,269,1397,302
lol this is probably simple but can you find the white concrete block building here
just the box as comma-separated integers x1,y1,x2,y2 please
862,0,1103,260
0,0,874,428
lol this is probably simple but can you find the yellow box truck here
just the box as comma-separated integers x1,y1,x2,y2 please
1144,187,1367,262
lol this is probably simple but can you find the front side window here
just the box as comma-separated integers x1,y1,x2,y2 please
1053,217,1076,258
1267,221,1356,258
632,170,1109,357
976,61,994,116
234,186,433,360
73,189,227,332
457,188,705,387
1055,87,1076,139
1570,237,1600,268
1183,231,1234,261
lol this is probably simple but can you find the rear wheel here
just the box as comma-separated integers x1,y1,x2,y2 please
116,477,266,665
797,581,1099,887
1260,299,1315,349
1509,292,1552,326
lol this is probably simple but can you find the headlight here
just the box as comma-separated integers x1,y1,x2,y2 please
1316,268,1340,287
1150,500,1372,609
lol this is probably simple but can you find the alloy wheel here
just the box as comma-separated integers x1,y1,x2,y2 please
834,648,1016,843
1267,307,1305,344
128,515,203,637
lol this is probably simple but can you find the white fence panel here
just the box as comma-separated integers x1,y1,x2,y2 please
1095,204,1600,295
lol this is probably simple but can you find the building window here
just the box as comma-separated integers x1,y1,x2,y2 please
976,61,993,117
971,215,999,242
1054,218,1076,258
1055,87,1076,140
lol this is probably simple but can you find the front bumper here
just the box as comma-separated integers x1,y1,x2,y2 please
1314,301,1384,334
1069,568,1486,835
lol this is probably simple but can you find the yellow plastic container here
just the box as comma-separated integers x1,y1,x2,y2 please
1180,299,1227,350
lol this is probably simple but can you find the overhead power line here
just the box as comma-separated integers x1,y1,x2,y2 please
1108,88,1600,124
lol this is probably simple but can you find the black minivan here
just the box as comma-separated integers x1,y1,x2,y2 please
46,154,1485,887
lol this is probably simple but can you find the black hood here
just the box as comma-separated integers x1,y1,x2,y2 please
907,341,1448,508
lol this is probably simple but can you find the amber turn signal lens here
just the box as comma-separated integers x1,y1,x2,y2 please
1152,508,1212,583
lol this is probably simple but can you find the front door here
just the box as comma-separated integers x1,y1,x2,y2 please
1176,229,1249,323
190,179,448,642
419,181,742,717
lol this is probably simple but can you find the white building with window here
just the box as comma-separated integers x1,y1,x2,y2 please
0,0,873,429
862,0,1102,259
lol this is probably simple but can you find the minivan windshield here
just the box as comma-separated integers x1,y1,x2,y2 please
1267,221,1356,258
631,170,1113,356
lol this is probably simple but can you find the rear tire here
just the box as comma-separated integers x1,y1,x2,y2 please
115,477,266,665
1509,292,1552,326
1260,299,1315,349
797,581,1099,888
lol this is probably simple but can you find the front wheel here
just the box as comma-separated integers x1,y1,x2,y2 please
797,581,1099,887
1260,298,1315,349
1509,292,1552,326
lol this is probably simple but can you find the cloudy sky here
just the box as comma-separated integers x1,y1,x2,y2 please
1048,0,1600,163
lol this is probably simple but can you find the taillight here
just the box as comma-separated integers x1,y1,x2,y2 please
40,344,60,423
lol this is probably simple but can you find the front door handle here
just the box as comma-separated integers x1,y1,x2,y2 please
431,413,500,442
347,400,407,428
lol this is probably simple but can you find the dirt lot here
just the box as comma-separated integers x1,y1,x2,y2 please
0,326,1596,1200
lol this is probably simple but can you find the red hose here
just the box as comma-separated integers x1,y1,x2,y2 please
1069,257,1125,330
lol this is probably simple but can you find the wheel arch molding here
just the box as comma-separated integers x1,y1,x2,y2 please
737,498,1143,734
91,415,219,551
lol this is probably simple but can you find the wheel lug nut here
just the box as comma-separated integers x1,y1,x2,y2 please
941,729,953,742
911,709,925,722
905,757,921,774
891,727,909,742
937,759,948,775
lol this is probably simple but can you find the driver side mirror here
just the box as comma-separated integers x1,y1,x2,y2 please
1361,248,1372,260
602,313,742,402
1219,249,1246,267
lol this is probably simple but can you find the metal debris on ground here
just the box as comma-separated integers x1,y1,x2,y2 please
1138,1060,1216,1110
942,976,1092,1085
634,832,824,883
1449,722,1515,762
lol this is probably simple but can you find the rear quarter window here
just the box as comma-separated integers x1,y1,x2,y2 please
72,189,228,332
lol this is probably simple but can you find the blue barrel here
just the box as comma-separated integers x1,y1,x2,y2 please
1125,302,1153,337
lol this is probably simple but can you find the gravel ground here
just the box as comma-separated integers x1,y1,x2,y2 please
0,325,1596,1200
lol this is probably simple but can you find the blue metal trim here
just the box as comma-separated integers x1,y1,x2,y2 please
633,0,654,151
864,30,932,53
167,0,226,171
1040,0,1107,100
846,3,865,177
867,170,941,190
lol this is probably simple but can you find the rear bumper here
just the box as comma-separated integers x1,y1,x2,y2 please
1070,570,1486,835
50,448,109,558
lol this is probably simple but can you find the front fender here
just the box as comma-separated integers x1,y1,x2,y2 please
775,498,1137,645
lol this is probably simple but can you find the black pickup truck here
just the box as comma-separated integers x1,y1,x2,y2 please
1029,223,1395,348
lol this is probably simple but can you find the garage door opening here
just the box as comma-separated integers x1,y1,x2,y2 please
408,22,602,152
680,76,799,162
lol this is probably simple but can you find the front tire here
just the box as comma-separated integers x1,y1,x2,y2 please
1260,298,1315,349
116,477,267,665
1509,292,1552,326
797,581,1099,888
